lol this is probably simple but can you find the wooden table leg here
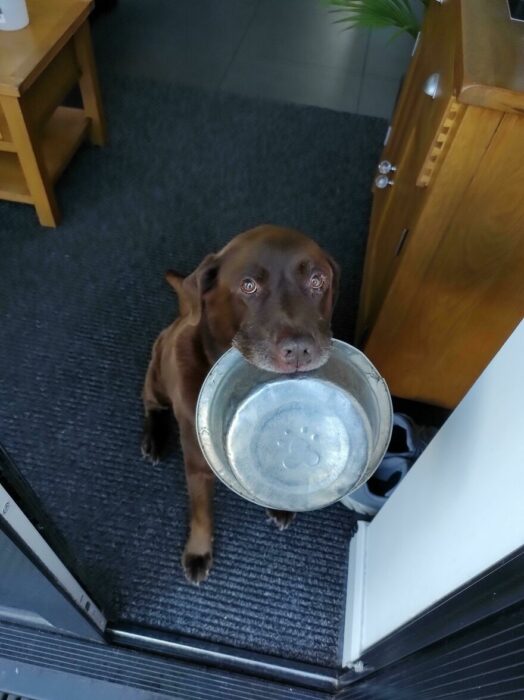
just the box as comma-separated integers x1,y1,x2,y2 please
74,21,107,146
1,96,60,227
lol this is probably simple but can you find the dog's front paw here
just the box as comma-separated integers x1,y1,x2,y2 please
266,509,296,531
182,549,213,585
141,431,161,464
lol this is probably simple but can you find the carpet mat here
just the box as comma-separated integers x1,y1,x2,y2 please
0,75,386,666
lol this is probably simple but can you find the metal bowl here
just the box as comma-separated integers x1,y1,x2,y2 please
196,339,393,512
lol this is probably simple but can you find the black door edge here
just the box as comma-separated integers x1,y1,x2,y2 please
340,545,524,686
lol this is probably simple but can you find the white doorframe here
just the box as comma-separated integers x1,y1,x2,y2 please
343,319,524,666
0,481,106,636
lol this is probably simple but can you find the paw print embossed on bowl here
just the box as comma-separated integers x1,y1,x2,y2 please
197,340,393,512
276,425,321,470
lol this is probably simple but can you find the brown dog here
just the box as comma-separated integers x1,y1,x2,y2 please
142,225,339,584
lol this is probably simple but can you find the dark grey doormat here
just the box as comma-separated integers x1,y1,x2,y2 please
0,76,386,667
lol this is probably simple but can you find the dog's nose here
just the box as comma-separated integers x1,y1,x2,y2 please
277,335,315,371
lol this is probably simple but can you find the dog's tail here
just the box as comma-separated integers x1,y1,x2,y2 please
165,269,190,316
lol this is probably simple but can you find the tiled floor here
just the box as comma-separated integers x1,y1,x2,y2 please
94,0,416,119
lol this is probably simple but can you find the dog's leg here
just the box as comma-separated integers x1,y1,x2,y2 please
266,509,296,530
141,407,172,463
142,332,172,462
183,467,214,584
179,419,214,584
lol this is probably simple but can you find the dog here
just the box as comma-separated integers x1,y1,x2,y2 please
142,225,339,584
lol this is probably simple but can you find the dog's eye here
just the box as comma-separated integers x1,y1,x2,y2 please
240,278,257,295
309,273,325,290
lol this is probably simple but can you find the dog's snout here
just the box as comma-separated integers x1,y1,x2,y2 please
277,335,315,371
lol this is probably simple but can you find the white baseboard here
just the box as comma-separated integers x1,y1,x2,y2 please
342,520,368,667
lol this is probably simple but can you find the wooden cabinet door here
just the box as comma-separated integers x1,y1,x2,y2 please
365,112,524,407
357,0,460,341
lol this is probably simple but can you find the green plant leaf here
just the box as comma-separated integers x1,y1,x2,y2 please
326,0,422,39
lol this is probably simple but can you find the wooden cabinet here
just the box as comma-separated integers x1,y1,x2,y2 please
356,0,524,408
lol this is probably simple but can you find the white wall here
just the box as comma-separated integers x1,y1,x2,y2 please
345,320,524,662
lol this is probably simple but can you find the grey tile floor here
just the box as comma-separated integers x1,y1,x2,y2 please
94,0,416,119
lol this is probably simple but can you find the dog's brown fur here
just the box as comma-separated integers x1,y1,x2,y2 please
142,225,339,583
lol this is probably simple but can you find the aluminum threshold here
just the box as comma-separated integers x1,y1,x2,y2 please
0,621,332,700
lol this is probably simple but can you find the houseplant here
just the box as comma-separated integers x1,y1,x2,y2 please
330,0,427,39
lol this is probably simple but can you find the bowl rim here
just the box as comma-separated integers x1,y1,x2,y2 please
196,338,393,511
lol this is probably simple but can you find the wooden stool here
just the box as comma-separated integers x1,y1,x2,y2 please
0,0,106,227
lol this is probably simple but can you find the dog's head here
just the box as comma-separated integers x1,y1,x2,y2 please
168,225,339,373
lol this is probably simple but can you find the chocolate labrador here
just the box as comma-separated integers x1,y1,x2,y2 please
142,225,339,584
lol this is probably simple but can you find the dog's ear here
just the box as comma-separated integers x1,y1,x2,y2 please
165,269,192,316
171,254,219,325
326,252,340,314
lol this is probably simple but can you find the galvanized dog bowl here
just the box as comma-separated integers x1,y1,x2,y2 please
196,339,393,512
